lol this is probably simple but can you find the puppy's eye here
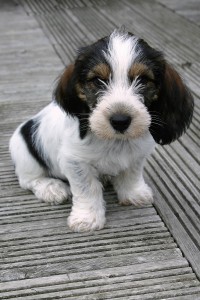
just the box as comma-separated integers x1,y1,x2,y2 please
129,75,151,84
129,76,134,83
89,77,108,86
90,77,101,84
138,75,154,84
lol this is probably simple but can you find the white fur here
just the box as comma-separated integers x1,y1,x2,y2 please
106,31,139,86
90,31,150,140
89,85,151,139
10,32,156,232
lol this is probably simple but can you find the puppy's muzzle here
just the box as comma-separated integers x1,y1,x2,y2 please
110,114,132,133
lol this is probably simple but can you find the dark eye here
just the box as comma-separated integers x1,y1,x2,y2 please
138,75,150,84
90,77,108,86
129,76,134,83
90,77,100,84
129,75,151,85
138,75,155,85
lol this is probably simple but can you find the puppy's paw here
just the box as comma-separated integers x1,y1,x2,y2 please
68,210,106,232
119,183,153,207
32,178,71,205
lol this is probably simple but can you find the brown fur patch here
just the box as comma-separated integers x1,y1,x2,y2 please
60,64,74,89
76,83,86,100
54,64,74,108
129,63,154,81
87,63,110,81
164,63,185,96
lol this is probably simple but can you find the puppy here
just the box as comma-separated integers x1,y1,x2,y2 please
10,31,194,232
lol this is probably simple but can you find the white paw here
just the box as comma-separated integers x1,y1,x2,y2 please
68,210,106,232
119,183,154,207
31,178,71,205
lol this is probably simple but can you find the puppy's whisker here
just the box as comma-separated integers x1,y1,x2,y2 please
151,116,165,122
99,79,109,88
151,116,164,123
149,111,163,116
151,122,164,128
80,123,89,128
77,113,90,116
95,90,106,98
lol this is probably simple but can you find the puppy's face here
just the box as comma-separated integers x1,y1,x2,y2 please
55,31,193,145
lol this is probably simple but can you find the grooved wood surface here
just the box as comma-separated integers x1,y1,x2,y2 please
158,0,200,26
1,0,200,299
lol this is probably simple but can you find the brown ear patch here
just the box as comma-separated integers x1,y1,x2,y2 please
87,63,111,81
60,64,74,89
75,83,87,101
54,64,74,107
129,63,154,81
164,63,186,98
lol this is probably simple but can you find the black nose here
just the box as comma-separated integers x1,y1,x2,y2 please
110,114,132,133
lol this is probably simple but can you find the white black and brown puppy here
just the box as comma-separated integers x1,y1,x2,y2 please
10,31,193,232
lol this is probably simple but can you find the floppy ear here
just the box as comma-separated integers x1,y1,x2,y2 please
148,63,194,145
54,64,75,110
54,64,90,138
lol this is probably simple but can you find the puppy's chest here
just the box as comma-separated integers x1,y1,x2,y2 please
94,159,127,176
91,143,136,176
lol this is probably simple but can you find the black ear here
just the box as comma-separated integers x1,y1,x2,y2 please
54,64,90,139
148,63,194,145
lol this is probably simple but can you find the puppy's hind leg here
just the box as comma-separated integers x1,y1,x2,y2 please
10,128,71,205
30,177,71,205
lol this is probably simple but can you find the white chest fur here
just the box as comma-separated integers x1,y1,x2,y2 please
59,132,155,178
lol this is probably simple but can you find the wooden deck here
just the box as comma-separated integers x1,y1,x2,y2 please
0,0,200,299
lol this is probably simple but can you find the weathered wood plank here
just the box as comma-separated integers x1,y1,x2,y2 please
158,0,200,26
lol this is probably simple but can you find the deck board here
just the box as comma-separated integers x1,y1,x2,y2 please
0,0,200,299
158,0,200,26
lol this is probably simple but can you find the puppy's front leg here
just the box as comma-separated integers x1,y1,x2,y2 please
63,161,106,232
112,165,153,207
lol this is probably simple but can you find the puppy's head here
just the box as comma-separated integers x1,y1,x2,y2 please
54,31,194,144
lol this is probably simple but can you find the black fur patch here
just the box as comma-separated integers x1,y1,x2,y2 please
21,119,48,168
135,38,194,145
148,63,194,145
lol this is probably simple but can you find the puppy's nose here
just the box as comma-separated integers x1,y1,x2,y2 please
110,114,132,133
